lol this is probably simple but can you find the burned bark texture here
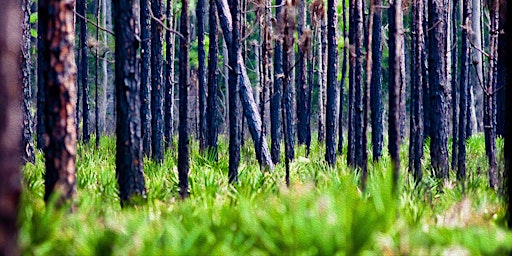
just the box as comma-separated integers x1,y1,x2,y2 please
197,0,208,152
228,0,241,183
296,0,310,147
458,0,471,181
141,0,152,156
151,0,165,162
0,1,21,253
165,0,175,149
370,0,383,162
352,0,363,168
78,0,90,143
40,0,78,202
325,0,338,166
22,0,35,164
113,0,147,204
207,0,219,159
271,0,283,164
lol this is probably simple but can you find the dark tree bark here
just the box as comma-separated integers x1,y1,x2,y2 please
353,0,363,168
95,0,100,148
228,0,241,183
338,0,347,155
113,0,147,204
422,1,431,140
451,0,458,171
496,15,506,138
485,0,499,189
260,0,273,158
197,0,207,152
0,1,21,252
151,0,165,162
296,0,309,147
409,0,425,183
428,0,449,179
178,0,190,197
22,0,35,164
37,3,45,150
388,0,402,188
141,0,152,156
216,0,275,169
40,0,77,202
369,0,383,162
458,0,471,181
347,0,355,166
271,0,283,164
325,0,338,166
207,0,219,159
165,0,176,149
504,0,512,226
79,0,90,143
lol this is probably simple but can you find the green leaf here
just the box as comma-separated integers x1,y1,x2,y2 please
30,12,38,24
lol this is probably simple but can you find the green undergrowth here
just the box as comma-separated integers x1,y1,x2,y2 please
19,134,512,255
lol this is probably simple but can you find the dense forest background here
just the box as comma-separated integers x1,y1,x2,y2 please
1,0,512,254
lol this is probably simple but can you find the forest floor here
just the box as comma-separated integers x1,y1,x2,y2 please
19,134,512,255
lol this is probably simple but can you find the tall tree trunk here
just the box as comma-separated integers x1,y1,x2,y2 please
207,0,219,159
216,0,275,169
347,0,355,166
228,0,241,183
458,0,471,181
260,0,273,159
151,0,165,162
95,0,100,148
428,0,449,179
296,0,309,146
451,0,458,171
165,0,176,149
197,0,207,152
471,0,484,133
353,0,363,168
409,0,425,183
338,0,347,155
79,0,90,143
37,3,46,150
0,1,21,252
422,0,431,140
388,0,402,188
271,0,283,163
178,0,190,198
485,0,499,189
22,0,35,164
325,0,338,166
100,0,109,135
496,13,506,138
317,17,326,143
41,0,77,202
370,0,383,162
113,0,147,204
141,0,152,156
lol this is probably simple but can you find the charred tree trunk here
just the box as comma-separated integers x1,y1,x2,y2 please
22,0,35,164
197,0,207,152
428,0,449,179
325,0,338,166
338,0,347,155
458,0,471,181
141,0,152,156
347,0,355,166
178,0,190,197
41,0,77,202
165,0,176,148
260,0,273,158
451,0,458,171
0,1,21,252
207,0,219,159
485,0,499,189
409,0,425,183
317,17,326,143
296,0,309,146
271,0,283,164
370,0,383,162
113,0,147,204
95,0,100,148
353,0,363,168
388,0,402,188
151,0,164,162
228,0,241,183
79,0,90,143
422,0,431,140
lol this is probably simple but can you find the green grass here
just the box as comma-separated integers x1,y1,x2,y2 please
19,134,512,255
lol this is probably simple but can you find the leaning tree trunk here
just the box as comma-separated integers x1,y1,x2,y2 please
216,0,274,169
78,0,90,143
40,0,77,202
428,0,449,179
197,0,207,152
409,0,425,183
485,0,499,189
458,0,471,181
207,0,219,159
141,0,152,156
151,0,165,162
271,0,283,164
370,0,383,162
21,0,35,164
178,0,191,197
0,1,21,253
388,0,403,188
113,0,147,205
325,0,338,166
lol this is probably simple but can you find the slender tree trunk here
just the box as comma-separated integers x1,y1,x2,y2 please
451,0,458,171
178,0,190,197
496,14,506,138
317,18,326,143
0,1,21,252
409,0,425,183
271,0,283,163
95,0,100,148
228,0,241,183
207,0,219,159
296,0,309,146
260,0,272,159
428,0,449,179
369,0,383,162
79,0,90,143
353,0,363,168
113,0,147,204
165,0,176,148
485,0,499,189
22,0,35,164
325,0,338,166
141,0,152,156
471,0,484,133
338,0,347,155
100,0,109,135
151,0,164,162
41,0,77,202
388,0,402,188
422,0,431,140
197,0,207,152
347,0,355,166
458,0,471,181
